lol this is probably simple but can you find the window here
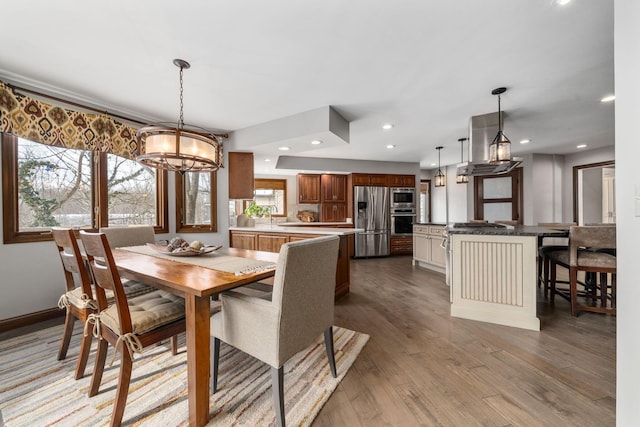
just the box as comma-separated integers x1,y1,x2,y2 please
2,134,168,243
473,168,523,223
248,179,287,217
175,171,217,233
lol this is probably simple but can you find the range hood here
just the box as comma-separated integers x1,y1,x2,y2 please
456,112,522,176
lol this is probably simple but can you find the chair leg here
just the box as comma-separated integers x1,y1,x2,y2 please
550,261,557,304
543,255,551,299
170,335,179,355
58,311,75,360
210,338,220,393
272,366,285,427
611,274,617,309
600,273,608,307
74,331,93,380
111,349,133,427
89,338,109,397
570,267,579,317
324,327,337,378
537,252,543,288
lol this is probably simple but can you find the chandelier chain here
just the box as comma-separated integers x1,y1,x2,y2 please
179,66,184,128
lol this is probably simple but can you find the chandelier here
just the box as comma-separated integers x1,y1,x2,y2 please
136,59,223,174
434,146,445,187
456,137,469,184
489,87,512,164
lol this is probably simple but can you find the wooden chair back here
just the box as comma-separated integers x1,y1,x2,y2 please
80,231,133,334
52,227,92,296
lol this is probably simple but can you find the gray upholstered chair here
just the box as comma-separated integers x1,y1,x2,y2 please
549,225,616,316
210,235,340,427
98,225,156,248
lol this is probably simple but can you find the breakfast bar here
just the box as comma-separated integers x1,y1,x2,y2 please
447,224,569,331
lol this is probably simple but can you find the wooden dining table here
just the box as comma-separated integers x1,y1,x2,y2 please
111,247,279,427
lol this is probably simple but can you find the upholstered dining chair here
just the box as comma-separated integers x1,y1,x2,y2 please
548,225,616,316
210,235,340,427
99,225,156,248
80,231,186,427
52,227,96,380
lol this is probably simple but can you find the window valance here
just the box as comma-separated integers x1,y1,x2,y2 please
0,80,139,160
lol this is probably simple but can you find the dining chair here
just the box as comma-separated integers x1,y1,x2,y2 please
79,231,186,427
548,225,616,316
210,235,340,427
52,227,96,380
98,225,156,248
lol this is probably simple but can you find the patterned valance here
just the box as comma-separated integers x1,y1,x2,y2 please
0,80,139,160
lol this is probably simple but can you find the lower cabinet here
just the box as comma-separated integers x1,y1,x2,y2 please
412,224,446,273
229,230,351,299
390,236,413,255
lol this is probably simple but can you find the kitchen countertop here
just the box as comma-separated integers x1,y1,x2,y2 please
446,224,569,237
277,221,353,227
414,222,447,226
229,226,362,236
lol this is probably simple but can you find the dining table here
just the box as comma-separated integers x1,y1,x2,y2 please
111,246,279,427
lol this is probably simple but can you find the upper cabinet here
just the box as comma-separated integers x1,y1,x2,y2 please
297,174,321,204
321,174,347,202
389,174,416,187
351,173,388,187
228,152,254,199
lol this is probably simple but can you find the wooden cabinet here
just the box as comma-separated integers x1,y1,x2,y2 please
390,236,413,255
412,224,446,273
229,230,352,299
389,174,415,187
229,232,257,250
351,173,388,187
228,152,254,199
321,174,347,202
321,202,348,222
297,174,321,204
257,234,288,253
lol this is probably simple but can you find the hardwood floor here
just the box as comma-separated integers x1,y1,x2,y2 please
315,255,616,427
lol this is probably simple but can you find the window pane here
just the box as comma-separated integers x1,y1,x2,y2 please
107,154,157,226
253,188,285,215
483,177,512,199
184,172,212,225
17,138,92,230
483,202,513,222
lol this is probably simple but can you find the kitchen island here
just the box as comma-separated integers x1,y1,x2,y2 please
447,224,568,331
228,226,361,299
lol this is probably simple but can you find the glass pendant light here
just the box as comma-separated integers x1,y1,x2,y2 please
456,137,469,184
489,87,512,164
434,146,446,187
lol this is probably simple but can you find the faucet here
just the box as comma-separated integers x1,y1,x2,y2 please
268,205,278,227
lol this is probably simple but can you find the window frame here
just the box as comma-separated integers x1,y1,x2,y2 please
473,167,523,223
175,171,218,233
242,178,288,217
1,133,168,243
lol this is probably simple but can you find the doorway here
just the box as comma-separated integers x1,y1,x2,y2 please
573,161,616,224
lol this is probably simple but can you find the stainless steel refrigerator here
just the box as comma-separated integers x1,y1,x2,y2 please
354,186,390,257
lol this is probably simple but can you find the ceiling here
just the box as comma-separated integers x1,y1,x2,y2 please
0,0,614,175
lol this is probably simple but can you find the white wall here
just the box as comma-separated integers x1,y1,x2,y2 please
615,0,639,424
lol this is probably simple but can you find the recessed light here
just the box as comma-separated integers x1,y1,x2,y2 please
431,163,436,167
278,146,291,151
577,144,587,149
601,95,615,103
382,123,394,130
264,158,271,162
311,140,323,145
386,144,396,149
520,139,531,144
554,0,571,5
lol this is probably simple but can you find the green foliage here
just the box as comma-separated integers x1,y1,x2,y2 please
244,202,270,217
18,159,60,227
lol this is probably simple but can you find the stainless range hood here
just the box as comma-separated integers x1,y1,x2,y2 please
456,112,522,176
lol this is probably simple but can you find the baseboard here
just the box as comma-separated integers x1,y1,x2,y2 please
0,308,64,333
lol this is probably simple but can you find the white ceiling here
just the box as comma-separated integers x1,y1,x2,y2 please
0,0,614,174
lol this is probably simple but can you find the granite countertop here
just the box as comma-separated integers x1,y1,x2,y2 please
414,222,447,226
446,224,569,237
229,226,362,236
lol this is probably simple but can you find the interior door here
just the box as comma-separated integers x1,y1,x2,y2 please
602,167,616,223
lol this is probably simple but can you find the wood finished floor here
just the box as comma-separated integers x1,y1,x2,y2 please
315,255,616,427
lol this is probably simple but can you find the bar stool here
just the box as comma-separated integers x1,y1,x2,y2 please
548,225,616,316
537,223,574,298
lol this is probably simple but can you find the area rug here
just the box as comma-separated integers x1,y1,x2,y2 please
0,323,368,426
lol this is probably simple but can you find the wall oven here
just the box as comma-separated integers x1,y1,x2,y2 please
391,213,414,236
390,187,415,209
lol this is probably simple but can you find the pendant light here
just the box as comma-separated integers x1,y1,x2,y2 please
456,137,469,184
434,146,446,187
489,87,512,164
136,59,223,174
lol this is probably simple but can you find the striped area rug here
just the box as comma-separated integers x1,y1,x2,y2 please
0,323,368,426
